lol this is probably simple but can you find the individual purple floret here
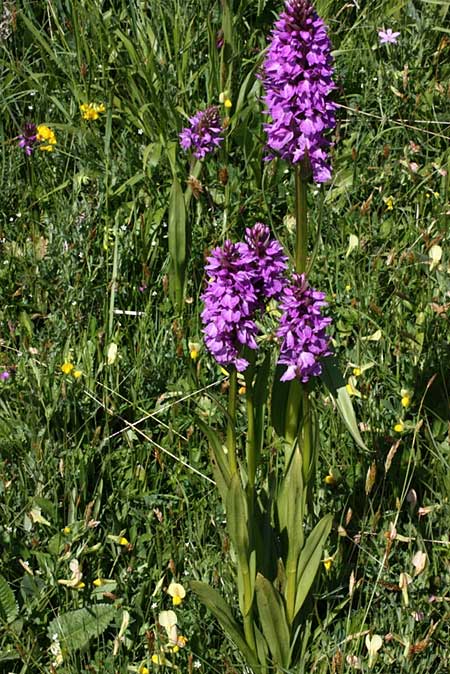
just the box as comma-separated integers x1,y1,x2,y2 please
277,273,332,382
201,240,260,371
179,106,223,160
261,0,336,183
18,122,38,155
245,223,288,301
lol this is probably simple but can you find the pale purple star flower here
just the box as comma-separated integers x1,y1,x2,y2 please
261,0,337,183
378,28,400,45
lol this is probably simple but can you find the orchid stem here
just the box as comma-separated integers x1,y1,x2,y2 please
227,368,238,476
295,164,308,274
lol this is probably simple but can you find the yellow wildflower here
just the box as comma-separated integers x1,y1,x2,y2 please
80,102,106,121
139,667,149,674
188,341,201,360
394,421,404,433
219,91,232,108
384,195,394,210
324,472,336,486
167,581,186,606
151,654,167,666
353,367,362,377
323,556,333,572
401,389,411,408
73,369,82,379
61,362,74,375
63,526,71,535
118,536,130,546
37,124,57,151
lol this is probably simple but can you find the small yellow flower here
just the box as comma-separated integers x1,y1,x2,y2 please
63,526,71,535
37,124,57,151
238,385,246,396
324,472,336,486
139,667,149,674
323,556,333,572
384,195,394,210
219,91,232,107
118,536,130,546
61,362,74,375
80,102,106,121
188,341,201,360
353,367,362,377
73,370,82,379
394,421,404,433
167,581,186,606
345,284,352,292
400,389,411,408
151,654,167,666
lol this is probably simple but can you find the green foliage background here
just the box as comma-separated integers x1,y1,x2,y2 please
0,0,449,672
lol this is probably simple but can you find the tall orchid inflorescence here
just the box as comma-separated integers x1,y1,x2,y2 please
261,0,336,183
179,106,224,160
201,225,331,381
277,273,332,382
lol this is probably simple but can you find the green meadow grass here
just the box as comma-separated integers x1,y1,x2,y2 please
0,0,449,672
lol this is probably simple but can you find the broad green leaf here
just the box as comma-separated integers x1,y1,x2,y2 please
190,581,259,671
277,447,305,562
196,416,229,502
168,176,186,313
294,514,332,618
255,574,290,670
226,473,249,559
271,369,303,443
0,575,18,624
253,624,269,674
226,474,254,615
48,604,117,652
320,358,368,451
252,352,272,461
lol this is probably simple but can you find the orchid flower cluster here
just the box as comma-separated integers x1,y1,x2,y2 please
179,106,223,159
261,0,336,183
201,223,332,383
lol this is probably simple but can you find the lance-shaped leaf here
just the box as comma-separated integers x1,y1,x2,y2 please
320,358,368,451
255,574,290,670
168,176,186,313
271,373,304,444
252,352,272,461
277,447,305,562
190,581,259,671
294,514,332,618
196,416,230,503
226,474,254,616
0,575,18,624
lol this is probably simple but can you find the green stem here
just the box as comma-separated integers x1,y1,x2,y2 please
294,165,308,274
226,368,238,476
300,389,313,486
245,389,256,490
